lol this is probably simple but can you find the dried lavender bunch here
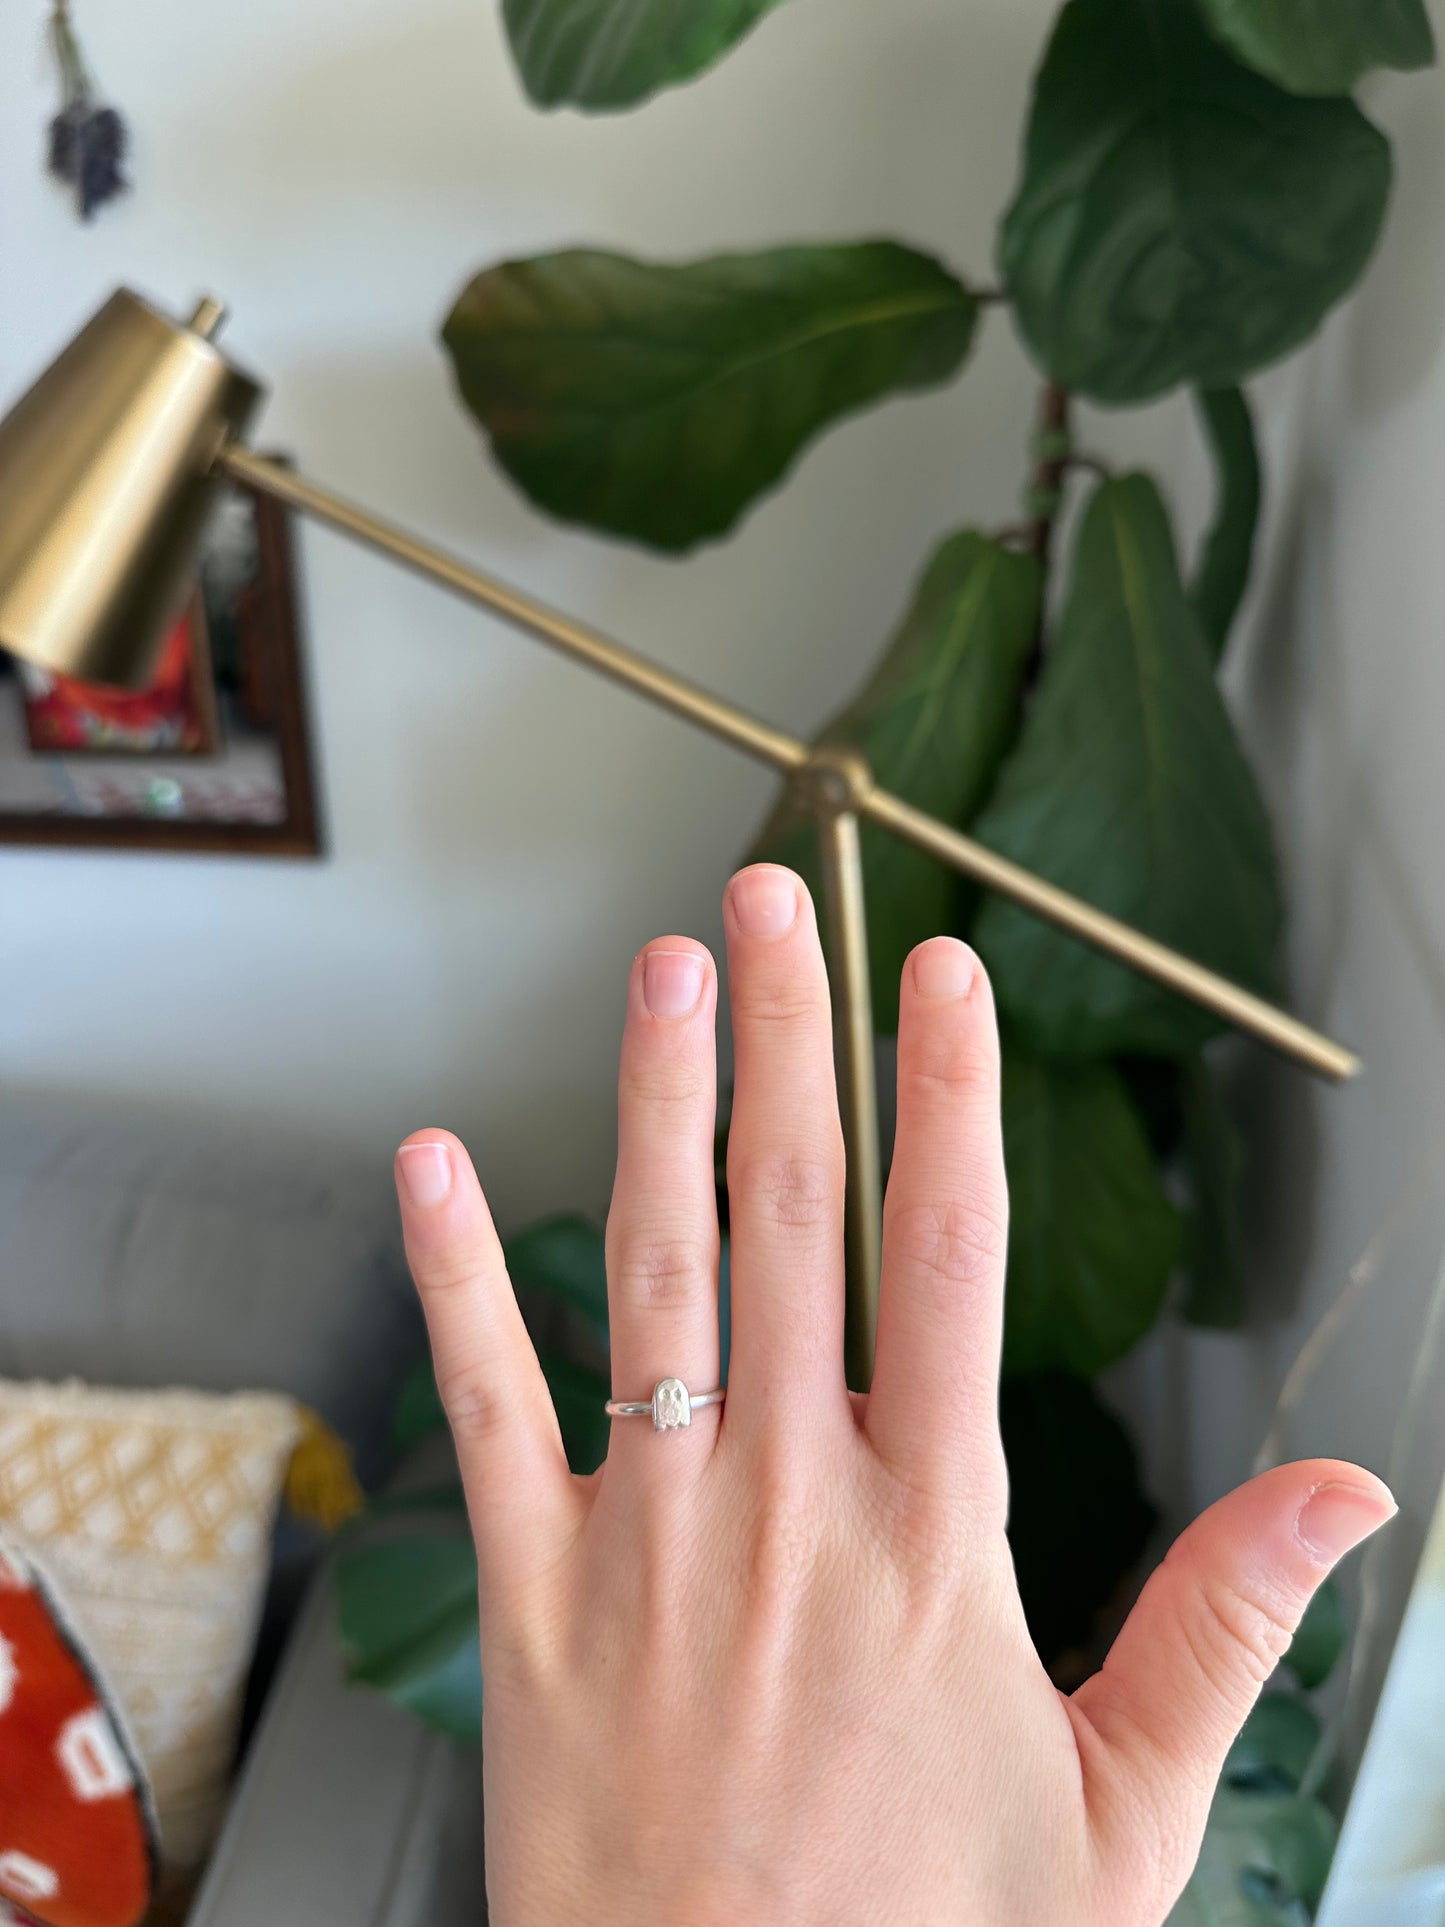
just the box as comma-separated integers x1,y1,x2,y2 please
46,0,129,220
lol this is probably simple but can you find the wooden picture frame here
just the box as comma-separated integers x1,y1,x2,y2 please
0,466,322,856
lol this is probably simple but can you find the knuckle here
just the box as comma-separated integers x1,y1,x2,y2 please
733,973,826,1031
887,1198,1008,1302
619,1055,710,1112
412,1250,494,1301
743,1475,817,1613
904,1029,998,1101
731,1149,842,1231
607,1228,717,1311
1177,1553,1297,1694
435,1364,515,1446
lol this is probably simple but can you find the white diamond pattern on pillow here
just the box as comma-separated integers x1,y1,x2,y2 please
0,1381,300,1903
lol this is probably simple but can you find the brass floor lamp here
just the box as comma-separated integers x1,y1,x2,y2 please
0,290,1360,1382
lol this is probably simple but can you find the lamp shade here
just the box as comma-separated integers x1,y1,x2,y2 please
0,289,262,687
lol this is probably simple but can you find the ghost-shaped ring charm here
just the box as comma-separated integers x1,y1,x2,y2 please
604,1378,726,1432
652,1378,691,1429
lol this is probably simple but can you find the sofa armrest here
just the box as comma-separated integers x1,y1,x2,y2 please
188,1558,485,1927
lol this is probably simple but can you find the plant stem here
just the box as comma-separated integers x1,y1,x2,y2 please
1066,451,1112,480
1022,381,1071,684
50,0,92,103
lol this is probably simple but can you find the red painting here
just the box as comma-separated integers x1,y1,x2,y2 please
20,595,218,756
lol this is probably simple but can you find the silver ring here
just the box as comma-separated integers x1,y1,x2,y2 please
604,1377,725,1432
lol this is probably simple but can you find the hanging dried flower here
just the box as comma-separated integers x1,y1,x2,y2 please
46,0,129,220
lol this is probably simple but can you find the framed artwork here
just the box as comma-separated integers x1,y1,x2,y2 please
0,461,322,855
20,590,220,756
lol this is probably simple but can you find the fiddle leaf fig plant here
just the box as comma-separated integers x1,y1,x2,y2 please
443,243,979,550
996,0,1392,402
1191,386,1263,658
1192,0,1434,96
970,473,1284,1060
502,0,795,108
750,532,1041,1032
342,1,1426,1913
1000,1047,1181,1377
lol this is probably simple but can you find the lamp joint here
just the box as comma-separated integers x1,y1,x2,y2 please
792,746,874,819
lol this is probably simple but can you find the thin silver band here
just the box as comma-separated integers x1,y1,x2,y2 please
604,1388,725,1418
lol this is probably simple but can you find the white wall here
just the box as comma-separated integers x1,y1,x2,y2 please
0,0,1190,1226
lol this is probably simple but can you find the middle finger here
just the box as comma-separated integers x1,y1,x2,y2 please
723,865,847,1428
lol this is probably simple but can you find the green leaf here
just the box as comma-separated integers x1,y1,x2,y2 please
750,534,1042,1031
1283,1578,1346,1689
336,1535,482,1741
998,0,1392,402
1225,1696,1323,1794
1194,0,1434,96
505,1213,609,1330
1000,1371,1156,1668
343,1484,470,1544
1191,388,1262,662
502,0,793,110
973,476,1284,1057
392,1358,447,1450
392,1224,612,1468
1166,1787,1336,1925
1178,1057,1246,1329
1001,1043,1183,1375
443,244,978,551
537,1347,613,1474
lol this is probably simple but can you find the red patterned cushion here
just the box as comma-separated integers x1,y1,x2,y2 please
0,1540,156,1927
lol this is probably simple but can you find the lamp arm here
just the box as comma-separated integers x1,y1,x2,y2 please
219,445,806,778
814,804,883,1384
860,790,1359,1081
218,443,1358,1084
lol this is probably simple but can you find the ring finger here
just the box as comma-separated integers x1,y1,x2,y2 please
604,937,722,1475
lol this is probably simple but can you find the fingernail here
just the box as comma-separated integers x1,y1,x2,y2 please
730,866,799,937
911,938,978,1000
643,948,706,1018
1297,1480,1397,1565
397,1142,453,1208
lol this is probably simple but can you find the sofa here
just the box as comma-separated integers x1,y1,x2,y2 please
0,1087,469,1918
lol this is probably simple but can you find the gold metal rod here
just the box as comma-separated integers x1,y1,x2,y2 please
862,788,1360,1081
817,807,883,1386
187,297,227,341
219,445,807,778
219,443,1359,1082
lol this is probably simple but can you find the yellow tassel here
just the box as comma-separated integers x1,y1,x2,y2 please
285,1406,365,1532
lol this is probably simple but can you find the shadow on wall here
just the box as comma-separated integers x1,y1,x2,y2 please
1346,79,1445,419
1229,462,1331,1332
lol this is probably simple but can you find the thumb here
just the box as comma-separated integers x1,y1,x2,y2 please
1072,1460,1394,1884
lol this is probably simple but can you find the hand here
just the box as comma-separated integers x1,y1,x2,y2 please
394,865,1393,1927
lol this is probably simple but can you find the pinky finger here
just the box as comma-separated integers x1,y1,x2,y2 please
395,1130,579,1612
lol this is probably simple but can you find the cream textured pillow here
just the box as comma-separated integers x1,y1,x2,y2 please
0,1381,301,1909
